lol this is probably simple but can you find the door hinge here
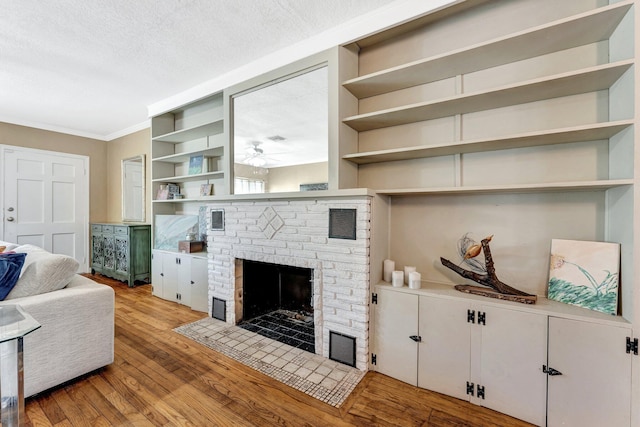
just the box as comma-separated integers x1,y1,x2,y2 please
626,337,638,355
372,293,378,304
371,354,377,365
466,381,474,396
477,311,486,325
467,309,475,324
476,385,485,400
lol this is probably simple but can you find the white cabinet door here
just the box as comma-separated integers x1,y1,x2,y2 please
547,317,631,427
177,254,192,306
190,257,209,312
477,306,547,426
161,253,179,302
151,250,163,297
373,288,419,386
417,295,547,425
418,295,471,400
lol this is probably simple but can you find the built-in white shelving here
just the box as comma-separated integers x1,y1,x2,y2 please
343,60,632,132
152,119,223,144
344,120,633,164
343,1,632,98
376,179,633,196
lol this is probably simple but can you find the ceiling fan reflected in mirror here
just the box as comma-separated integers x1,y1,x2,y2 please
245,141,267,168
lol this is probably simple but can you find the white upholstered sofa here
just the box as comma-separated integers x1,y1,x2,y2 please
0,241,114,397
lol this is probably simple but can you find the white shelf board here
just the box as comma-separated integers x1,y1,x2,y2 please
344,121,634,164
376,179,633,196
152,197,213,203
343,2,632,98
152,171,224,183
152,119,223,143
152,146,224,164
375,282,631,328
343,61,633,132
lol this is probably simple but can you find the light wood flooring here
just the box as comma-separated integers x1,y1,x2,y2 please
23,274,534,426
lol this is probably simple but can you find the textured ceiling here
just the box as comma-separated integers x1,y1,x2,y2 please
0,0,399,140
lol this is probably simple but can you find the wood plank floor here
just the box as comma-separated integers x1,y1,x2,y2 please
24,274,535,426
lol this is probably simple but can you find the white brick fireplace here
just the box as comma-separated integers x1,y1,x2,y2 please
206,196,372,370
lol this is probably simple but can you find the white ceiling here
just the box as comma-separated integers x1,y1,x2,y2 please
0,0,400,140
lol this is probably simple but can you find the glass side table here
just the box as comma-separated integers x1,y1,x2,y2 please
0,305,40,427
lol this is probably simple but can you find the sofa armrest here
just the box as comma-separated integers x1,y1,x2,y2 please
0,274,115,396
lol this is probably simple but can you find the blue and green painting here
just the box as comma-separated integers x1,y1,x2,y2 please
548,239,620,315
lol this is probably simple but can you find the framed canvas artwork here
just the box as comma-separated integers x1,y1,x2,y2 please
188,155,204,175
547,239,620,315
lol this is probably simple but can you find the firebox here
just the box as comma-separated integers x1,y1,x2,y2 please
238,259,315,352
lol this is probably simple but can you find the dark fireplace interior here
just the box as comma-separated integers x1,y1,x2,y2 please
239,259,315,353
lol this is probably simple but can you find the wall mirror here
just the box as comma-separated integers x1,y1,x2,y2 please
232,65,328,194
122,155,145,222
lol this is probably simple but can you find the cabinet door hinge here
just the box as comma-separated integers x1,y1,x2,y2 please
371,354,377,365
626,337,638,355
466,381,474,396
467,309,475,324
477,311,486,325
372,293,378,304
476,385,485,400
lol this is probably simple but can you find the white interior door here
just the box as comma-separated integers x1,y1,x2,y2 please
1,146,89,269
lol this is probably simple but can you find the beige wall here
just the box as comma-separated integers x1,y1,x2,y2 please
0,122,109,223
0,122,151,224
267,162,328,193
105,128,151,223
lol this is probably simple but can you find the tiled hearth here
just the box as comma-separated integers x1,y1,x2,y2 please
206,196,372,370
175,317,365,407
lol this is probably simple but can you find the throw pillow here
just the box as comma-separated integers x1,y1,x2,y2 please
0,241,18,252
6,245,79,299
0,252,27,300
0,246,6,253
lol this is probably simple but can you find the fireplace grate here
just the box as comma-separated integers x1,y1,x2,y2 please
239,309,315,353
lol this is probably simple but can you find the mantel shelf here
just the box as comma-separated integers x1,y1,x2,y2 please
343,61,633,132
344,121,634,164
343,2,632,98
152,146,224,164
376,179,633,196
152,119,223,143
152,171,224,183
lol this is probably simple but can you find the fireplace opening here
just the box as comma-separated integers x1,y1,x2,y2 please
238,259,315,353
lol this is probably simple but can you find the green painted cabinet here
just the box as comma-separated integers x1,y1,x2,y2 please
91,223,151,287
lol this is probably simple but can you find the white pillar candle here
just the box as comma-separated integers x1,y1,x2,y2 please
409,271,422,289
404,266,416,284
383,259,395,282
392,270,404,287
